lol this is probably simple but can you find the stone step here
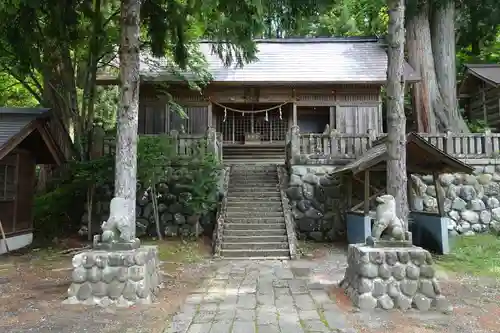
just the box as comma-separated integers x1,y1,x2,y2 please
224,223,286,230
226,217,285,224
220,249,290,258
227,187,279,193
222,242,289,250
229,176,278,181
227,197,282,203
226,211,284,218
229,182,278,187
223,235,288,243
225,205,282,212
230,165,278,169
223,229,286,237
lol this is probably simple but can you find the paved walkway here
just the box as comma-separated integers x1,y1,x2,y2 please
164,251,357,333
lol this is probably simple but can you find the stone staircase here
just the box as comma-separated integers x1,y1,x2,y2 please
220,164,291,259
222,144,285,164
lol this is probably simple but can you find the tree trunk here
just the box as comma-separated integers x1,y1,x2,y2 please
431,1,469,133
151,185,163,240
114,0,141,239
386,0,408,228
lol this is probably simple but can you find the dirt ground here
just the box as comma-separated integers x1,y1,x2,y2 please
0,238,216,333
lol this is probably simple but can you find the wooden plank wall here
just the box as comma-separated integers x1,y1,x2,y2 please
468,85,500,130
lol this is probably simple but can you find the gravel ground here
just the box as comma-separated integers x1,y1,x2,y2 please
0,244,217,333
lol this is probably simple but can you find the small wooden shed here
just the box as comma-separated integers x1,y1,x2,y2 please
0,108,68,254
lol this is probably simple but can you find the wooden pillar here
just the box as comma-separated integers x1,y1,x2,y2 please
164,104,170,133
433,172,445,217
364,170,370,215
346,175,353,210
231,110,235,143
407,172,414,211
207,102,213,128
292,102,297,126
329,106,335,129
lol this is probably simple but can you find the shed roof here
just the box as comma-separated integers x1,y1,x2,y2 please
0,108,65,165
98,37,420,85
329,132,474,176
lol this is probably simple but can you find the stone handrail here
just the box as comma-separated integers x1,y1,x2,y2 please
212,165,231,258
277,165,299,259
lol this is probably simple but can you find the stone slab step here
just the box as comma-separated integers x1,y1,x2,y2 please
226,211,284,218
227,197,282,203
223,229,286,236
220,249,290,258
224,223,286,230
226,217,285,223
226,206,282,213
222,242,289,250
227,187,279,193
229,177,278,182
223,235,288,242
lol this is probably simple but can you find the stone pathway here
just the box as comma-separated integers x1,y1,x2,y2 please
163,250,356,333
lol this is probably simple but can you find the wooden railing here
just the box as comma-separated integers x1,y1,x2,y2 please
289,127,500,164
102,128,223,162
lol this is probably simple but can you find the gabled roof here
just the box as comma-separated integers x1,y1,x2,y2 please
459,64,500,95
330,132,474,176
98,37,420,85
0,108,66,165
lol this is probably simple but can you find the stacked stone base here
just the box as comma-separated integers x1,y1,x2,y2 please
340,244,451,312
63,246,162,307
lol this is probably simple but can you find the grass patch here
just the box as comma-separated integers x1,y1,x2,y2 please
143,239,209,264
436,234,500,277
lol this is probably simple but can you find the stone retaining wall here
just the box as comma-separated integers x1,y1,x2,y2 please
78,169,226,239
285,166,347,242
411,165,500,236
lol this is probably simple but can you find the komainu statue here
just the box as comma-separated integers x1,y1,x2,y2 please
94,197,140,250
371,194,405,241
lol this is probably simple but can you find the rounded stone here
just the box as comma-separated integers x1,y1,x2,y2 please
432,295,453,314
406,265,420,280
94,254,108,269
72,267,87,283
116,267,128,282
129,266,145,282
387,280,400,298
72,253,84,268
378,264,392,279
400,279,418,296
409,250,426,266
395,294,412,311
384,251,398,266
369,251,385,265
419,265,435,278
397,251,410,264
91,281,108,297
359,263,378,278
372,278,386,297
98,296,112,307
357,278,373,294
377,294,395,310
357,293,377,310
480,210,492,224
412,293,431,311
391,263,406,280
124,253,136,267
134,251,147,266
419,279,436,298
67,283,81,297
87,267,102,283
123,281,138,301
108,281,125,299
76,282,92,301
82,253,95,269
101,266,116,284
108,253,125,266
136,280,149,299
425,252,434,265
432,279,442,295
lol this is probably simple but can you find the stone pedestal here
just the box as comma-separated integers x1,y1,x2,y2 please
63,246,162,307
339,244,451,312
